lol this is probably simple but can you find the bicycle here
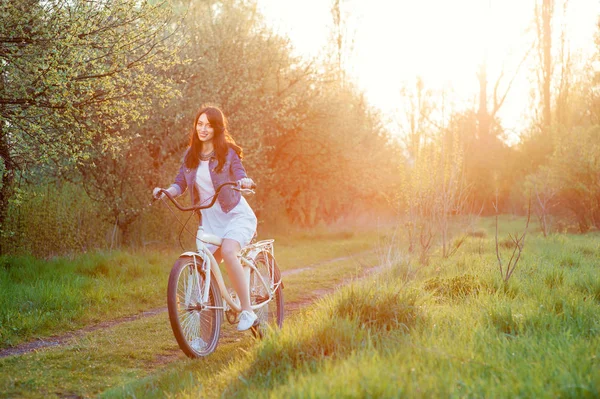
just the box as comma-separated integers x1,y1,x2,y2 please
155,182,284,358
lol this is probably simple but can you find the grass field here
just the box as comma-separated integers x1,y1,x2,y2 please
1,218,598,398
103,216,599,398
0,227,383,350
0,228,385,398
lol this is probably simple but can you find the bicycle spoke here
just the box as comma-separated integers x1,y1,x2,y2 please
180,315,195,339
167,256,223,357
180,311,195,331
199,312,214,334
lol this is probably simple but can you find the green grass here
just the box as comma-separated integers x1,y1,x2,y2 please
0,250,175,349
0,312,180,399
0,229,385,350
0,228,388,398
281,251,381,303
102,217,599,398
3,219,598,398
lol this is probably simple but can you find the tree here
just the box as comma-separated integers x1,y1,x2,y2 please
547,126,600,232
0,0,178,253
471,2,533,212
525,167,557,236
330,0,356,85
396,77,434,163
2,0,406,254
268,78,399,227
536,0,554,131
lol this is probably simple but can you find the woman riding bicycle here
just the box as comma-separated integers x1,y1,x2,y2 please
153,105,258,331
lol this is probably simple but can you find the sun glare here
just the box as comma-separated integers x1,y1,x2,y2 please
350,0,539,117
259,0,599,134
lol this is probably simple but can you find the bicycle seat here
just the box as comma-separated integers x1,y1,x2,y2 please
199,232,222,246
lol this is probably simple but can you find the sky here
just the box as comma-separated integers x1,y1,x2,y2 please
257,0,599,142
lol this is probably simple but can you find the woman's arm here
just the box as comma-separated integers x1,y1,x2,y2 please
229,148,247,181
170,155,189,196
153,158,187,199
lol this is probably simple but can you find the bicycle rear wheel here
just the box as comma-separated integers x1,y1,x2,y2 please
167,255,222,358
249,252,284,337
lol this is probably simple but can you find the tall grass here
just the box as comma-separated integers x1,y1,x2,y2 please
209,277,424,398
0,227,385,350
1,182,194,257
124,220,599,398
3,217,598,398
0,251,174,348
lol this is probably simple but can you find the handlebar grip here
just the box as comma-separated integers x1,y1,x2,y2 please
237,179,256,190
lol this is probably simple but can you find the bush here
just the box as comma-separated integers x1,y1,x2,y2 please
2,183,107,257
330,280,421,333
423,274,482,300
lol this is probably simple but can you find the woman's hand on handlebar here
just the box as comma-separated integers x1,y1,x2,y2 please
238,177,255,189
152,187,165,200
153,186,177,200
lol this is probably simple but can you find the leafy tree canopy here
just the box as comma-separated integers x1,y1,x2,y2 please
0,0,179,177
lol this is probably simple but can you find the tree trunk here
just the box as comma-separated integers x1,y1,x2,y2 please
541,0,553,130
477,60,491,139
332,0,342,73
0,65,14,255
0,135,15,255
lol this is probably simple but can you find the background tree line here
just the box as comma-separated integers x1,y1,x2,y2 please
1,0,399,257
1,0,598,258
391,0,600,262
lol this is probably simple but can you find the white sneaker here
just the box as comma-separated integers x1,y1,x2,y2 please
237,310,258,331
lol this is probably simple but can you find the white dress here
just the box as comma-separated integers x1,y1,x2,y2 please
195,160,257,253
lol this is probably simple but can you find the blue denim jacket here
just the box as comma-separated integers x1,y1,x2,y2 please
170,147,247,213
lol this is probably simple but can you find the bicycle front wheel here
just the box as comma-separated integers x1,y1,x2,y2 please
250,252,284,335
167,255,222,358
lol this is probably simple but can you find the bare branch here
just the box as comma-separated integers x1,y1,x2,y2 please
505,196,532,281
491,42,535,117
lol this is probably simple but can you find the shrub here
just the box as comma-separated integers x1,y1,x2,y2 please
423,274,482,300
330,280,421,333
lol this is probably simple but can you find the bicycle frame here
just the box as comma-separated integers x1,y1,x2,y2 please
157,184,280,315
178,225,275,314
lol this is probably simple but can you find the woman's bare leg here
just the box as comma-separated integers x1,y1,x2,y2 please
221,238,252,311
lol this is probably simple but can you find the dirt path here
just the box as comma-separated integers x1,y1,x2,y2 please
0,308,168,358
0,250,380,359
285,261,387,313
280,250,374,277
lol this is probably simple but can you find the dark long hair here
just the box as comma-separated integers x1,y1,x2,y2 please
184,105,243,171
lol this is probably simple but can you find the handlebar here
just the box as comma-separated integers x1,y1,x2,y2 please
156,182,254,212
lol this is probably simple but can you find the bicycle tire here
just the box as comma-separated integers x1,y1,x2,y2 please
249,252,284,337
167,255,222,358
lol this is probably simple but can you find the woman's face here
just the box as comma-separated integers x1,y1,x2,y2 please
196,113,214,143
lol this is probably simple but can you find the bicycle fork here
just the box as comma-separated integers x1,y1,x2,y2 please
182,252,211,309
198,251,211,304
